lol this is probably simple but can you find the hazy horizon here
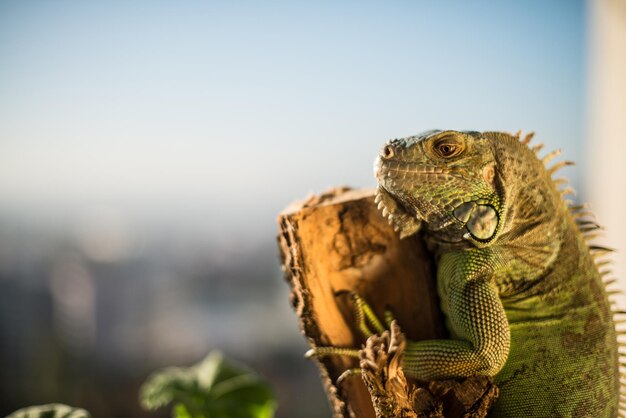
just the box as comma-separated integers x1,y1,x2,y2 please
1,0,584,241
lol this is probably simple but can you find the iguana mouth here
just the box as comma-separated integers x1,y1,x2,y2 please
377,161,448,181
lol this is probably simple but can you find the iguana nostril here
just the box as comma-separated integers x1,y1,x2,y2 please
382,145,395,159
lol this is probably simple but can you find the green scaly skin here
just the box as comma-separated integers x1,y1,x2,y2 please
374,130,619,417
310,130,621,417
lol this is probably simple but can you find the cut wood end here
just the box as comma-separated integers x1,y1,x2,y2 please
279,186,376,216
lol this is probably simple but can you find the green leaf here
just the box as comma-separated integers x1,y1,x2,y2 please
6,404,92,418
172,403,194,418
140,351,277,418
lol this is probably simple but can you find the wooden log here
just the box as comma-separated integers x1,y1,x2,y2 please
277,187,499,417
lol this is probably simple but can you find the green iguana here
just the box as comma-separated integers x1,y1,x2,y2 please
310,130,622,417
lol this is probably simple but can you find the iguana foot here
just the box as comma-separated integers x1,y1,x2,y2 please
351,292,395,337
305,293,396,379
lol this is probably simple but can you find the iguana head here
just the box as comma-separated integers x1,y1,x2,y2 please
374,130,503,243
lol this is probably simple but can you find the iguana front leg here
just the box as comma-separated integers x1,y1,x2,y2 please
310,252,511,382
401,250,510,380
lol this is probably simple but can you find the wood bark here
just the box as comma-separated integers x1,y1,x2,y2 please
277,187,499,417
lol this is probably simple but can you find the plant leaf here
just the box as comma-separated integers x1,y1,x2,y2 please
6,404,92,418
140,350,276,418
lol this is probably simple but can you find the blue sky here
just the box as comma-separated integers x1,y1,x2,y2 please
0,1,584,238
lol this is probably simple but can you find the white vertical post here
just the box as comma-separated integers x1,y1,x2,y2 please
587,0,626,305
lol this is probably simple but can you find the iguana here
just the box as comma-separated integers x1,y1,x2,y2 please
310,130,623,417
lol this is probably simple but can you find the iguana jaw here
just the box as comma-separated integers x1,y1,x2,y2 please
374,186,422,238
373,150,449,238
374,148,452,238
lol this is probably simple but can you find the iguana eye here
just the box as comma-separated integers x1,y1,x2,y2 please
435,141,463,158
440,144,456,155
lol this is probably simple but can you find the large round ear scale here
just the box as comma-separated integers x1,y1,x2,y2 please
465,205,499,241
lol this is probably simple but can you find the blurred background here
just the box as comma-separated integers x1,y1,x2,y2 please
0,0,624,416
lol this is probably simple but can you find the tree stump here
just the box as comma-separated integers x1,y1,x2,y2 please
277,187,499,417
